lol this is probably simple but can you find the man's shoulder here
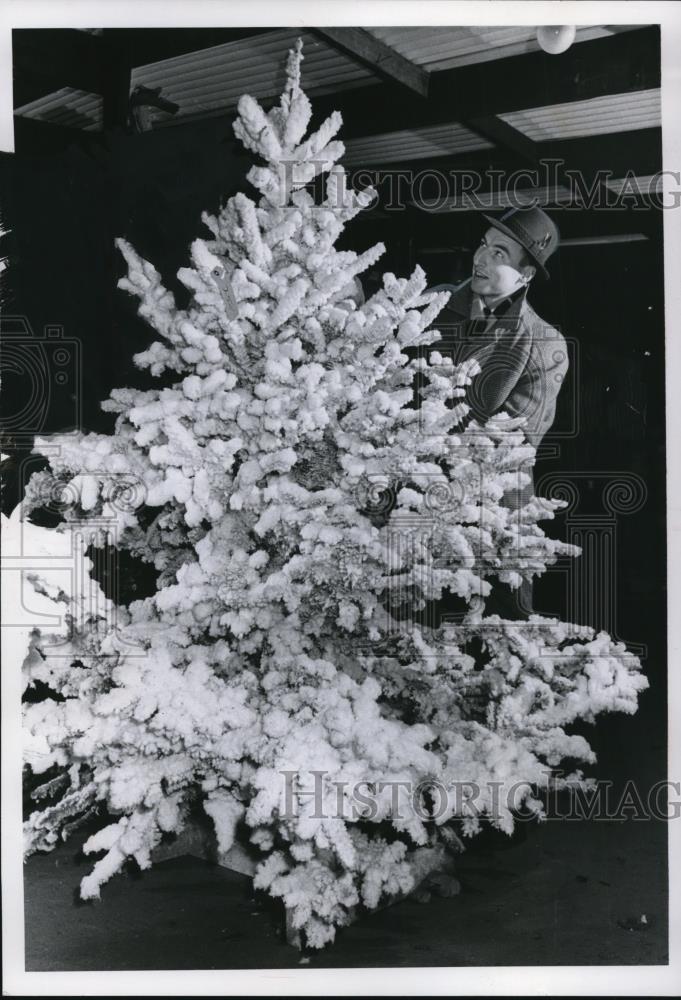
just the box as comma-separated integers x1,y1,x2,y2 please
523,300,566,344
522,301,569,371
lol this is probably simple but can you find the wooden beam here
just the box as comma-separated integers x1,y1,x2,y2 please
460,115,539,165
100,30,133,131
311,27,430,97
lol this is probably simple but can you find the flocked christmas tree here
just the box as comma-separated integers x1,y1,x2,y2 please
16,40,648,948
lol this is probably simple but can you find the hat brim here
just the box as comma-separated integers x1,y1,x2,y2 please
481,213,551,281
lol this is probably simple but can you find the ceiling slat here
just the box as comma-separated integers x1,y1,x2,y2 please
500,89,660,141
14,87,103,131
344,122,493,165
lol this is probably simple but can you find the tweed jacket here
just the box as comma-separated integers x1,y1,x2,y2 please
428,279,569,450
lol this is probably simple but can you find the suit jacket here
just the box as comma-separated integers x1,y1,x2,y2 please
427,279,569,454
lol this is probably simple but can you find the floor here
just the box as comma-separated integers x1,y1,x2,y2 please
23,806,667,971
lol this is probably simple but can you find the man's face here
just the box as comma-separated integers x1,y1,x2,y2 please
471,226,532,299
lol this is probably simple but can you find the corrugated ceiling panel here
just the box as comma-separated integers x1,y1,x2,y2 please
344,122,493,165
365,25,631,71
14,87,103,131
130,29,380,128
500,89,660,140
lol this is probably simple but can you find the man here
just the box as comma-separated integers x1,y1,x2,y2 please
428,205,569,619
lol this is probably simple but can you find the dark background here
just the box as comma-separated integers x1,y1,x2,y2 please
1,26,668,969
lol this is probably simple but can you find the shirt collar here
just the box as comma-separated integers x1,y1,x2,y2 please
433,278,528,334
470,285,526,320
430,278,529,332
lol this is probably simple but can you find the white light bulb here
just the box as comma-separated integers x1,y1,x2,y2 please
536,25,577,55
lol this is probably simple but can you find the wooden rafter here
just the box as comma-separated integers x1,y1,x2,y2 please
461,115,539,165
311,27,430,97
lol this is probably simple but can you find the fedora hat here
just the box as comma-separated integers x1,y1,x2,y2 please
481,204,560,280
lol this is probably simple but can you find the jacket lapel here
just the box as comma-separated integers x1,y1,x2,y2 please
430,278,527,335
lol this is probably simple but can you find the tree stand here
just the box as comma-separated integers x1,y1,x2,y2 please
151,823,460,948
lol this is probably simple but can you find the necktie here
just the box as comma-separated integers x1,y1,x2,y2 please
469,305,495,336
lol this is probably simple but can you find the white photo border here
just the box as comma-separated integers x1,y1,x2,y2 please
1,2,679,995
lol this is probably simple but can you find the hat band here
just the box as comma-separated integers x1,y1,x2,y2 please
504,218,547,256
